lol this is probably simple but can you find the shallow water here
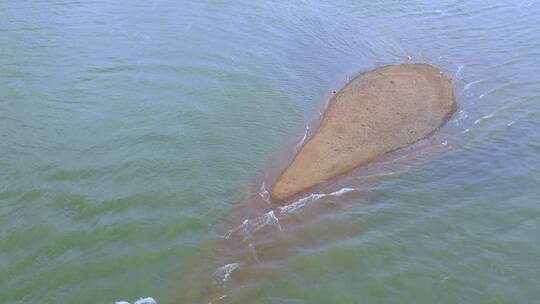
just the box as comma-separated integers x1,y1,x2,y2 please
1,0,540,303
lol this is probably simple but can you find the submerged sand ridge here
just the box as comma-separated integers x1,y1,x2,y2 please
270,64,456,201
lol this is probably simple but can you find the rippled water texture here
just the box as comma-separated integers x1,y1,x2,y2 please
2,0,540,303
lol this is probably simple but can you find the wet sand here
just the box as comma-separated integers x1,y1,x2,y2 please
271,64,456,201
181,136,455,303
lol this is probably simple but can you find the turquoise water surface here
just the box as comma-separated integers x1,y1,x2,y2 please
1,0,540,303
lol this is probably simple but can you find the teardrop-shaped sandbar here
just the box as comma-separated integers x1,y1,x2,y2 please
270,64,456,202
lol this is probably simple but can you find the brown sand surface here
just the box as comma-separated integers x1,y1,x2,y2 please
270,64,456,201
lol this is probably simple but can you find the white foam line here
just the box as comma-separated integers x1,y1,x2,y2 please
223,188,357,242
455,64,465,79
279,188,356,214
330,187,356,196
296,125,310,150
213,263,240,283
116,297,157,304
473,113,495,125
249,210,282,234
267,210,282,231
464,80,481,90
241,218,250,242
279,194,323,214
222,223,242,240
135,298,156,304
259,182,271,204
223,209,284,242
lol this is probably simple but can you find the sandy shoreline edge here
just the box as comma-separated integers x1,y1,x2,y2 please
270,64,456,201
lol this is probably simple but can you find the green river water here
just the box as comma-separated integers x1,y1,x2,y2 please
1,0,540,303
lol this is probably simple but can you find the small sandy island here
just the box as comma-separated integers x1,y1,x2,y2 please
270,64,456,201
